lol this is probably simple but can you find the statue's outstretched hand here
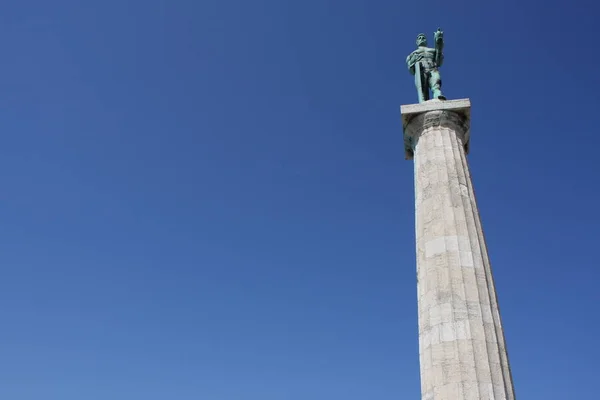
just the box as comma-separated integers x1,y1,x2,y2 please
434,28,443,42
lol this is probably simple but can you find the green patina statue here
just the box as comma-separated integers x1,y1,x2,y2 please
406,28,446,103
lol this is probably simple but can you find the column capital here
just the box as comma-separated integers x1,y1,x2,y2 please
400,98,471,160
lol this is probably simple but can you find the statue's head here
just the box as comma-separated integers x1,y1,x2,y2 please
416,33,427,47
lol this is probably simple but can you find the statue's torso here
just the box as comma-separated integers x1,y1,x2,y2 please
408,46,437,70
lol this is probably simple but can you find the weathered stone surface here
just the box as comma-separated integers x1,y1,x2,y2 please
402,99,515,400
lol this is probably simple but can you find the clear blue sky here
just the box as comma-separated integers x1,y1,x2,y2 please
1,1,598,399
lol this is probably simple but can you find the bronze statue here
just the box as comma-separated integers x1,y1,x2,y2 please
406,28,445,103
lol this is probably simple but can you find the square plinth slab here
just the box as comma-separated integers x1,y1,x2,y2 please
400,98,471,160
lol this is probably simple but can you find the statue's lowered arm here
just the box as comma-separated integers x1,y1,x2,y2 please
406,53,417,76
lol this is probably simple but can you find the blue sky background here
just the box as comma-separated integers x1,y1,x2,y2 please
1,0,599,398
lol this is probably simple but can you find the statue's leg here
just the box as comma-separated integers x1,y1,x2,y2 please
429,69,445,100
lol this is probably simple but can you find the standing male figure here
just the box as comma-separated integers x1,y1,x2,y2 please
406,28,446,102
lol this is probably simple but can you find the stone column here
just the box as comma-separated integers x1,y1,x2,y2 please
401,99,516,400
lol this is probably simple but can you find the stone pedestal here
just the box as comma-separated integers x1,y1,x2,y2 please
401,99,516,400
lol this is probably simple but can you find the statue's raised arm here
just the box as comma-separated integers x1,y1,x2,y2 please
434,28,444,67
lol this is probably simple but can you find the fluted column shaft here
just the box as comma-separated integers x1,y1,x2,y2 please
404,106,515,400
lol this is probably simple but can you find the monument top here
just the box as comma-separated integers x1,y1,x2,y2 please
400,98,471,160
400,98,471,126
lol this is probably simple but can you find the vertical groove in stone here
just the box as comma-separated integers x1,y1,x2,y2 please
447,123,494,399
456,137,499,396
415,136,426,398
410,109,515,400
436,126,466,398
441,126,483,400
458,143,516,399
